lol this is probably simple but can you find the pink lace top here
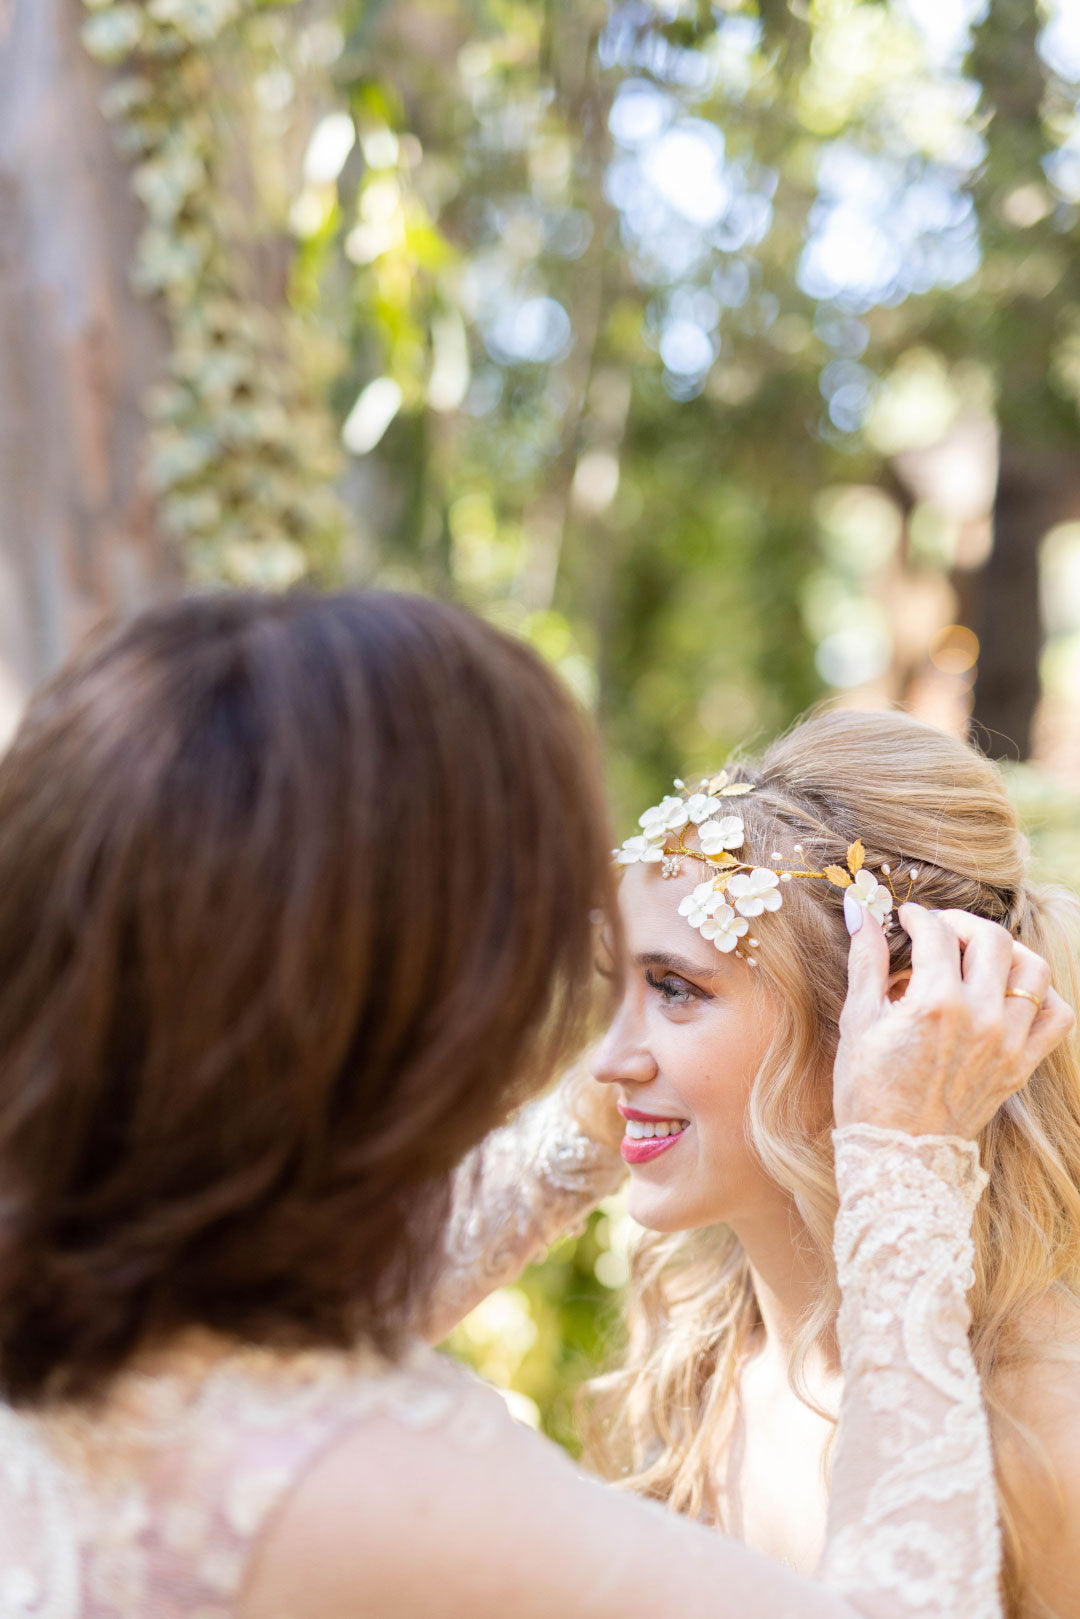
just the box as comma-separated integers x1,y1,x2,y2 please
0,1082,1000,1619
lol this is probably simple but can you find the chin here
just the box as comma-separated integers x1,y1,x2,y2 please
626,1184,719,1234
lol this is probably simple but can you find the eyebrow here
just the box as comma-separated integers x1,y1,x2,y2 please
633,950,722,979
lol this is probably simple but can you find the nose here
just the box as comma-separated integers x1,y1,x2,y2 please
590,1003,657,1088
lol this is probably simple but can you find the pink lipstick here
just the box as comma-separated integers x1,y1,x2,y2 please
618,1106,691,1165
621,1129,688,1164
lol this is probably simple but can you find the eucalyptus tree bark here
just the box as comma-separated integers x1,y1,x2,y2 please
0,0,173,740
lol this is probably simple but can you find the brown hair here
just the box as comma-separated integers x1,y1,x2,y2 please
0,591,616,1404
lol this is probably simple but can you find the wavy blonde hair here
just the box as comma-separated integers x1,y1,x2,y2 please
581,709,1080,1619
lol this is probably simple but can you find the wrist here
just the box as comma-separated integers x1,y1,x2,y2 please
558,1063,626,1154
833,1122,987,1210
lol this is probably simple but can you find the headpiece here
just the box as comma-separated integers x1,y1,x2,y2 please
615,771,918,966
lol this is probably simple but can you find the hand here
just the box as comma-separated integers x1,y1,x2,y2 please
562,1058,626,1153
833,904,1076,1137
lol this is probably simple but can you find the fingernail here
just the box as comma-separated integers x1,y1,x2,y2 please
843,889,863,935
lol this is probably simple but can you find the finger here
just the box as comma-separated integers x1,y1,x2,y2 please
914,907,1017,995
899,904,962,998
1002,944,1053,1032
841,907,891,1033
1021,986,1077,1076
943,911,1015,997
1006,941,1053,1001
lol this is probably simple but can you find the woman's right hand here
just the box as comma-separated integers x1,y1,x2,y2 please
833,903,1075,1138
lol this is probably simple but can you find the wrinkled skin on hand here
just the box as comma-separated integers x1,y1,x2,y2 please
834,904,1076,1139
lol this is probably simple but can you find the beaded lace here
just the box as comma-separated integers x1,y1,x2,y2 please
422,1077,627,1343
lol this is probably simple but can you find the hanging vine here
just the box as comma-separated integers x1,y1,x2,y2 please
81,0,349,587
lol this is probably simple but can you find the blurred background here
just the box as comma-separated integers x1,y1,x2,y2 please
4,0,1080,1448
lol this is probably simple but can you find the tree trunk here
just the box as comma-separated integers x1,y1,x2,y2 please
969,443,1041,757
0,0,174,743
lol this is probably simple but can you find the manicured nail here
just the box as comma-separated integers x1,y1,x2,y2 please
843,888,863,935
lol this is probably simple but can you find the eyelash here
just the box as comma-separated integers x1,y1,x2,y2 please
644,969,701,1007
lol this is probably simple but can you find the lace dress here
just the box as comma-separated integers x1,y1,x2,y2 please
0,1095,999,1619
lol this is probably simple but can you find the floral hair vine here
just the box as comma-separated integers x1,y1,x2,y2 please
615,772,920,967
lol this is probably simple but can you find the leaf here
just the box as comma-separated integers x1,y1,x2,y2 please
710,873,732,892
707,851,737,867
824,865,853,889
719,782,754,797
846,839,865,875
708,772,730,793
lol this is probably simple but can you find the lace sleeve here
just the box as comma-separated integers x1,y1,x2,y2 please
819,1124,1000,1619
419,1072,625,1344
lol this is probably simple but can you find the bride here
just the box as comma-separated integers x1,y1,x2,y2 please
0,594,1069,1619
456,709,1080,1619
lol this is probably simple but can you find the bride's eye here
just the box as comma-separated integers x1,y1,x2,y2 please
644,969,698,1006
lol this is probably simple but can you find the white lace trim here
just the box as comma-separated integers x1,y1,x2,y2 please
820,1125,999,1619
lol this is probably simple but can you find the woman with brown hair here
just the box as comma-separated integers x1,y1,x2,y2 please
0,591,1066,1619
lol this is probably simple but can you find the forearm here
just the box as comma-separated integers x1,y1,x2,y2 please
418,1066,626,1344
819,1125,1000,1619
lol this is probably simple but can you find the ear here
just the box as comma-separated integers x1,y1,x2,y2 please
886,967,912,1004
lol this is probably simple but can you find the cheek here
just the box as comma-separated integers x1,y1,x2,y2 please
670,1014,763,1125
682,1066,752,1135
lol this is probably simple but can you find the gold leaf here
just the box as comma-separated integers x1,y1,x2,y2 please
708,851,737,867
824,865,853,889
711,873,732,892
708,772,730,793
719,782,754,797
846,838,865,875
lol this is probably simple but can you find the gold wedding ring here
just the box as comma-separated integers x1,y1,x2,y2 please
1005,986,1044,1011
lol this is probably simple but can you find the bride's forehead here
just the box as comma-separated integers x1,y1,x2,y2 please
617,863,700,934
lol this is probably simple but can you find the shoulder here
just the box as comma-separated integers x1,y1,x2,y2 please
239,1353,577,1619
235,1346,813,1619
993,1298,1080,1619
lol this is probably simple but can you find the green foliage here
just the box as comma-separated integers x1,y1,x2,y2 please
82,1,1080,792
83,0,349,586
443,1200,631,1453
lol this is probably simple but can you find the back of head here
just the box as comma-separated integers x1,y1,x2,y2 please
0,591,615,1403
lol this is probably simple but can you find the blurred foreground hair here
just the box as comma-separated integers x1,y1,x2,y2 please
0,591,616,1403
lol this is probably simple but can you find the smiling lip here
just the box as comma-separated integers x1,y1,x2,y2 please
618,1105,684,1122
621,1126,689,1165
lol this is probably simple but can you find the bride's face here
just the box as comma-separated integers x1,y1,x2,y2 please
591,861,783,1233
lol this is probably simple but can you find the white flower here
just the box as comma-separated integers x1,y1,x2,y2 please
677,881,724,929
700,903,748,953
697,815,745,855
616,834,665,865
850,867,893,925
727,867,783,918
639,795,688,839
684,792,721,825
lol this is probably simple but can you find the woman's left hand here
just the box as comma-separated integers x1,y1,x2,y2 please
833,904,1075,1138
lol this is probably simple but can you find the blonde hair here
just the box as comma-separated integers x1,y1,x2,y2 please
582,709,1080,1619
